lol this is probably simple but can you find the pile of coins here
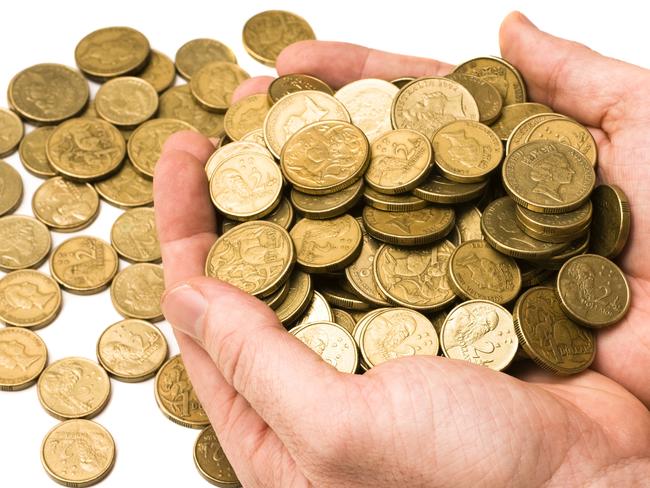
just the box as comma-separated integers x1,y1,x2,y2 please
0,8,633,488
205,59,631,377
0,10,317,487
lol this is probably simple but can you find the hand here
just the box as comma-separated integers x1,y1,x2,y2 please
155,11,650,487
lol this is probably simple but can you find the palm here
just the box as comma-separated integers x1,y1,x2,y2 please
155,12,650,487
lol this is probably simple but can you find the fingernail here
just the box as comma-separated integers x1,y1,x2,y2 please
161,284,207,341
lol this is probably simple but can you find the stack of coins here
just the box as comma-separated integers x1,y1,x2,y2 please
0,10,319,487
0,9,634,488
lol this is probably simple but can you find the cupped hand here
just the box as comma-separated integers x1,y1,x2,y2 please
155,11,650,487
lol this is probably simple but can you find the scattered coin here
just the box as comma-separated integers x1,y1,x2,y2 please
138,49,176,93
0,327,48,390
97,319,168,381
190,61,250,112
95,76,158,127
110,263,164,321
268,73,333,103
0,159,23,215
32,177,100,232
224,93,271,141
18,126,57,177
0,270,62,329
159,85,225,138
0,215,51,271
175,38,237,80
0,107,23,157
110,207,160,262
194,425,241,487
289,320,358,373
94,158,153,208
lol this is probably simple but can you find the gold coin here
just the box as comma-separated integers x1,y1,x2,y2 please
264,90,350,158
240,128,267,146
0,327,47,390
95,76,158,127
243,10,315,67
319,280,370,311
374,241,456,311
268,74,333,103
391,76,479,139
556,254,630,328
194,425,241,487
506,113,563,155
138,49,176,93
75,26,150,79
46,117,125,181
275,270,313,324
94,158,153,208
502,141,596,213
205,140,272,179
224,93,271,141
590,184,631,259
453,56,527,106
332,308,356,335
32,177,99,232
445,72,503,124
38,357,111,419
155,354,210,428
0,215,51,271
190,61,250,112
454,205,483,243
18,126,57,177
97,319,168,381
360,308,439,367
128,118,197,177
0,108,23,157
448,239,522,304
345,219,391,307
41,419,115,488
365,129,433,193
391,77,415,89
50,236,119,294
110,263,164,321
281,120,368,194
210,152,282,220
0,159,23,215
480,197,567,259
362,205,455,246
335,78,399,143
490,103,552,141
413,173,488,204
175,38,237,80
432,120,502,182
159,85,225,138
513,286,595,375
289,320,357,373
290,178,364,219
515,200,592,239
219,195,294,235
263,279,291,309
295,290,333,325
290,215,362,273
363,187,428,212
206,221,295,296
441,300,518,371
8,63,89,124
526,232,591,270
110,207,160,262
526,118,597,167
0,269,61,329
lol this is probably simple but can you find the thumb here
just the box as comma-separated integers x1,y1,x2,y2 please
161,277,348,442
500,11,646,129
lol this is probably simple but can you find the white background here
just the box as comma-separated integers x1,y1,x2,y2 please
1,1,649,486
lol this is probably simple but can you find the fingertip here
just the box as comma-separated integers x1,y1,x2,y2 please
231,76,274,103
276,40,322,75
162,130,215,165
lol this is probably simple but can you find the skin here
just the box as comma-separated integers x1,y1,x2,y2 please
155,11,650,487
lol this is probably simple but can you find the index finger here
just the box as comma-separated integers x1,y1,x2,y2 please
276,40,453,89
